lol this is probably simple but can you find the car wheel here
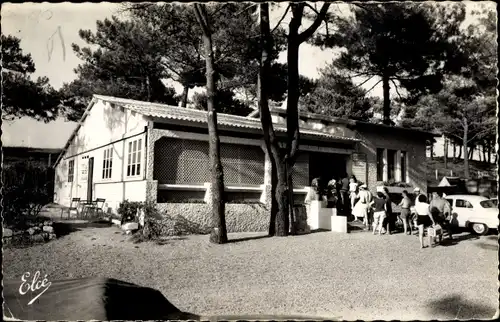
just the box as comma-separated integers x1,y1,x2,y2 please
471,223,489,235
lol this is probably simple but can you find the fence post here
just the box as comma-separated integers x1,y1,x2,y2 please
435,169,438,180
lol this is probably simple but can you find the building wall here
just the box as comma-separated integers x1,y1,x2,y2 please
355,130,428,194
54,99,149,211
156,202,269,233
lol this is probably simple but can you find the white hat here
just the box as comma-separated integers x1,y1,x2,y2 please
414,187,421,192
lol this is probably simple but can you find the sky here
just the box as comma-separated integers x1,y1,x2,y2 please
1,1,495,150
1,2,491,100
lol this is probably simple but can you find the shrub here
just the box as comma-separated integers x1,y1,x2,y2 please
117,200,143,224
381,180,412,188
2,161,53,228
131,202,210,243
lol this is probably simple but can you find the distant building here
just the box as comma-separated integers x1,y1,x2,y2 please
2,117,78,166
53,95,437,232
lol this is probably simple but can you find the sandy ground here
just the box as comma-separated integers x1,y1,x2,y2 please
3,222,498,321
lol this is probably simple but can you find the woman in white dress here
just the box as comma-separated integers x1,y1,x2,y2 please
349,176,359,210
352,184,372,229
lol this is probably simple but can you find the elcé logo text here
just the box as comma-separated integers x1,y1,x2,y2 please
19,271,52,305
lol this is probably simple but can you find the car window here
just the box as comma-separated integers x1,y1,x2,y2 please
456,199,473,208
480,200,496,208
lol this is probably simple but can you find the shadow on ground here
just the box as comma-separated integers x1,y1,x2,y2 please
227,234,271,244
53,220,113,237
437,233,480,247
426,294,497,320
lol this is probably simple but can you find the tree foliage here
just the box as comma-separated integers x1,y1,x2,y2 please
61,3,287,119
300,65,374,121
191,89,253,117
312,2,467,124
60,17,179,121
1,34,61,122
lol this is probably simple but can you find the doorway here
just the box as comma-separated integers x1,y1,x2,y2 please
309,152,347,184
87,157,94,201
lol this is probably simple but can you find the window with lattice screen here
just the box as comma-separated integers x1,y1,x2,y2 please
154,138,265,185
290,152,310,187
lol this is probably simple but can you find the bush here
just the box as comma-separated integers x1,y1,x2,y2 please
117,200,143,224
2,162,53,228
131,202,210,243
382,180,412,188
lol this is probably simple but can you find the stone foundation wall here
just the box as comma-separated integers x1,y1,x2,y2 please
156,202,270,233
3,219,57,246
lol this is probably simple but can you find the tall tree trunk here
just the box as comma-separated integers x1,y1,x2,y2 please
180,85,189,107
444,136,448,169
453,141,456,162
430,143,434,160
482,143,487,164
468,145,474,161
458,144,462,159
257,3,281,237
382,72,391,125
284,5,303,235
194,4,227,244
488,140,492,163
463,118,469,179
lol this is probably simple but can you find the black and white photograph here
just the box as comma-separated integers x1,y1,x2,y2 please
1,1,498,320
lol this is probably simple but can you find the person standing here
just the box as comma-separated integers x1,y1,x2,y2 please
410,187,423,234
382,187,394,234
326,179,338,208
349,176,359,211
339,174,350,216
429,191,453,240
353,184,372,229
372,192,387,235
398,190,413,235
415,194,436,249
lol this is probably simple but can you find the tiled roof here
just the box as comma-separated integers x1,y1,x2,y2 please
93,95,359,142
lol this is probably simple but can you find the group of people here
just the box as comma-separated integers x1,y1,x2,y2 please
324,175,454,249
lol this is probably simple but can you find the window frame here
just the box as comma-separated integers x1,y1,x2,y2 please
126,138,143,178
387,149,397,181
456,199,473,209
400,150,407,183
68,159,75,183
376,148,384,181
102,147,114,179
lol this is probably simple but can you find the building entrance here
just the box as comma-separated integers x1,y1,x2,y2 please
309,152,348,185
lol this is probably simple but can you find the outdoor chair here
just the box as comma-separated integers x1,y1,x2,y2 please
61,198,81,219
82,198,106,220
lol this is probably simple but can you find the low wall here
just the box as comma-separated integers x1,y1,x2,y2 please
156,202,270,233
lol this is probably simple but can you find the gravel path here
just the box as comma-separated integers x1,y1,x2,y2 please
3,224,498,320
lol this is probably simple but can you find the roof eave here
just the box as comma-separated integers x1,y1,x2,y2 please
353,120,439,139
53,97,98,168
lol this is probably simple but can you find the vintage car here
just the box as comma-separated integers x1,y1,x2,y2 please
444,194,499,235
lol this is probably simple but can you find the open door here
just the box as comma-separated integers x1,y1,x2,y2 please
87,157,94,201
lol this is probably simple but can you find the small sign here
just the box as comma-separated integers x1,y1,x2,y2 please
352,153,366,166
80,162,88,182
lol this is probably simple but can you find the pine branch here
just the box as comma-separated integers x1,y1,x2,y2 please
354,75,375,89
271,4,291,34
364,79,382,94
391,79,404,101
298,3,331,44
